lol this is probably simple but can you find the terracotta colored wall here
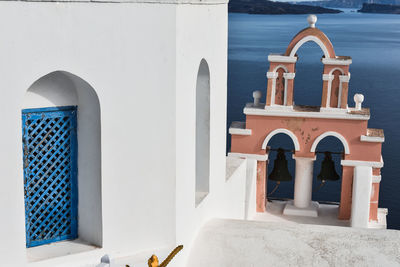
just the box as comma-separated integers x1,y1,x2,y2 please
266,79,273,105
373,168,381,176
321,80,329,108
369,182,380,221
269,62,295,73
275,68,285,105
339,166,353,220
256,161,266,212
330,70,341,108
340,82,349,108
286,79,294,106
231,115,382,162
323,64,349,75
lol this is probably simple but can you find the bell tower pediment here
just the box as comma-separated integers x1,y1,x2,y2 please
265,15,352,112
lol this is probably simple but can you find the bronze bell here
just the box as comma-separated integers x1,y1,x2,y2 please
317,152,340,182
269,148,292,182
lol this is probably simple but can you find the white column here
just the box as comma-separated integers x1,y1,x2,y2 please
322,74,334,108
351,166,372,228
283,72,295,106
266,72,278,105
283,155,318,217
293,156,315,208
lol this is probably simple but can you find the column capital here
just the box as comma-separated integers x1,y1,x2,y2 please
267,72,278,79
283,72,296,79
339,74,351,82
322,74,334,81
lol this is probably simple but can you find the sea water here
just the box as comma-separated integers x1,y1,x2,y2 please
227,10,400,229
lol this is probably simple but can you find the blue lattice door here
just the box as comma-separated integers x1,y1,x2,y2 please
22,106,78,247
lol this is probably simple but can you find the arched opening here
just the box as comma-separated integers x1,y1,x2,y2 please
195,59,210,206
292,41,324,107
311,136,345,204
22,71,102,249
275,67,286,105
329,68,344,108
264,132,298,201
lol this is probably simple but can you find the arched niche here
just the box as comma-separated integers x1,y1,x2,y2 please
23,71,102,247
311,135,347,204
262,128,300,151
264,131,298,198
274,67,286,105
328,68,344,108
311,131,350,155
195,59,210,206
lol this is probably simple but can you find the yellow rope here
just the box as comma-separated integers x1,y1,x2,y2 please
148,245,184,267
268,182,280,196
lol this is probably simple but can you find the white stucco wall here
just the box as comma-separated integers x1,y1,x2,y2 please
195,59,211,202
351,166,373,228
174,3,228,266
0,1,235,266
189,219,400,267
0,2,177,266
23,71,103,248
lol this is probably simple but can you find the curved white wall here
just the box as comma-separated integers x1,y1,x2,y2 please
23,72,78,109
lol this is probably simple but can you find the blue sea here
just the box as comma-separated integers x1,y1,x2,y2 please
227,10,400,229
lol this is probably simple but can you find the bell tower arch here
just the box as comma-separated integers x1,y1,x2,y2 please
265,14,352,111
229,15,385,228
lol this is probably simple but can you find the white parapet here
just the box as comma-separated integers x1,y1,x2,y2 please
351,166,372,228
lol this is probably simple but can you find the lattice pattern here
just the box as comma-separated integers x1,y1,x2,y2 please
22,106,78,247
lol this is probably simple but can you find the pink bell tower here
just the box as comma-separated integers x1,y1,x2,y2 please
229,15,386,228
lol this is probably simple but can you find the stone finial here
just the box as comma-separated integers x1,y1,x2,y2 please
307,14,317,28
354,94,364,110
253,90,262,106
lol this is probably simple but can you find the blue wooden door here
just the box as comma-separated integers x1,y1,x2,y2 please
22,106,78,247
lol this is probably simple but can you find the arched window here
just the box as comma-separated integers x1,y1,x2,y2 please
311,136,345,203
275,68,286,105
195,59,210,206
22,71,102,248
329,69,343,108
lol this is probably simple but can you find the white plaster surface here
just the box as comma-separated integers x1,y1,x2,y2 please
23,71,103,248
293,157,315,208
256,200,387,229
244,159,257,219
27,240,98,262
351,166,373,228
255,200,349,227
195,59,211,202
283,200,319,217
0,2,230,266
226,156,246,181
188,218,400,267
229,121,252,135
245,103,370,120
